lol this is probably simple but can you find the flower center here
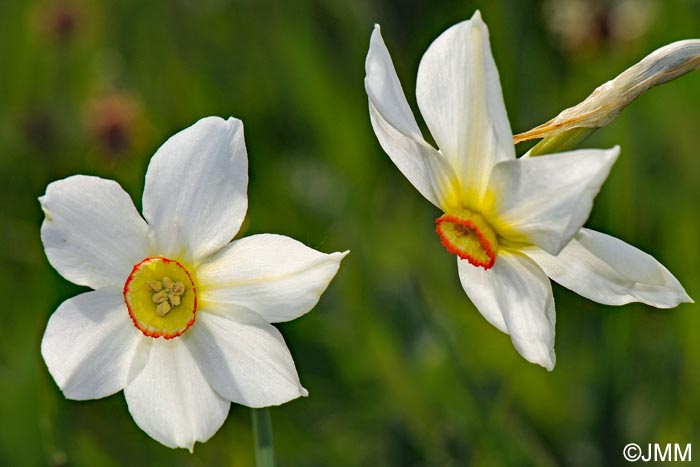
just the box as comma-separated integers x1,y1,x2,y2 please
435,208,499,269
123,257,197,339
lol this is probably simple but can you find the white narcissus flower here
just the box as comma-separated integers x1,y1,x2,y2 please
40,117,348,451
365,11,691,370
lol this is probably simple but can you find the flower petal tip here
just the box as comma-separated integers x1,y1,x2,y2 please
545,351,556,371
300,387,309,397
595,146,620,173
514,342,556,371
369,24,382,44
225,115,244,129
191,115,243,137
607,145,621,160
663,283,694,308
531,348,556,372
529,347,556,372
677,290,694,306
336,250,351,259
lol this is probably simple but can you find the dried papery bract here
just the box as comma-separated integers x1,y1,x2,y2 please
515,40,700,152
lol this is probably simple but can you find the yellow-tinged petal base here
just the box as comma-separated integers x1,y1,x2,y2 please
124,257,197,339
436,209,499,269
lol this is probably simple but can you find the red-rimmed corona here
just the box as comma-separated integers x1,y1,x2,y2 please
124,256,198,339
435,209,498,269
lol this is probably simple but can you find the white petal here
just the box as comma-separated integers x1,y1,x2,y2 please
142,117,248,263
41,289,143,400
39,175,149,289
185,310,307,408
198,234,347,323
416,11,514,203
124,338,230,451
525,228,693,308
365,25,459,210
457,251,556,370
487,147,619,255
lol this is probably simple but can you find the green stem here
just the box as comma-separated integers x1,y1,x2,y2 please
527,127,596,156
252,408,276,467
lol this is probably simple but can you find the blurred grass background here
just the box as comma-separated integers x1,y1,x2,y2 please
0,0,698,465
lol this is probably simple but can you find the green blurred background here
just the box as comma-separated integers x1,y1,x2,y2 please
1,0,698,465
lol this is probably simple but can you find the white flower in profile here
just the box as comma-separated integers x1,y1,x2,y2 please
39,117,348,450
365,11,691,370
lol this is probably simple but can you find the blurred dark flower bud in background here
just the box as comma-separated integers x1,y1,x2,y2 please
21,109,56,152
34,0,84,44
86,92,145,160
542,0,658,53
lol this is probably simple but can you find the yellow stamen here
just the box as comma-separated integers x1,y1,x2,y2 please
146,276,185,317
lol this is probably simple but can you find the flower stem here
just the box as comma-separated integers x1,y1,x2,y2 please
252,408,276,467
527,127,595,157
